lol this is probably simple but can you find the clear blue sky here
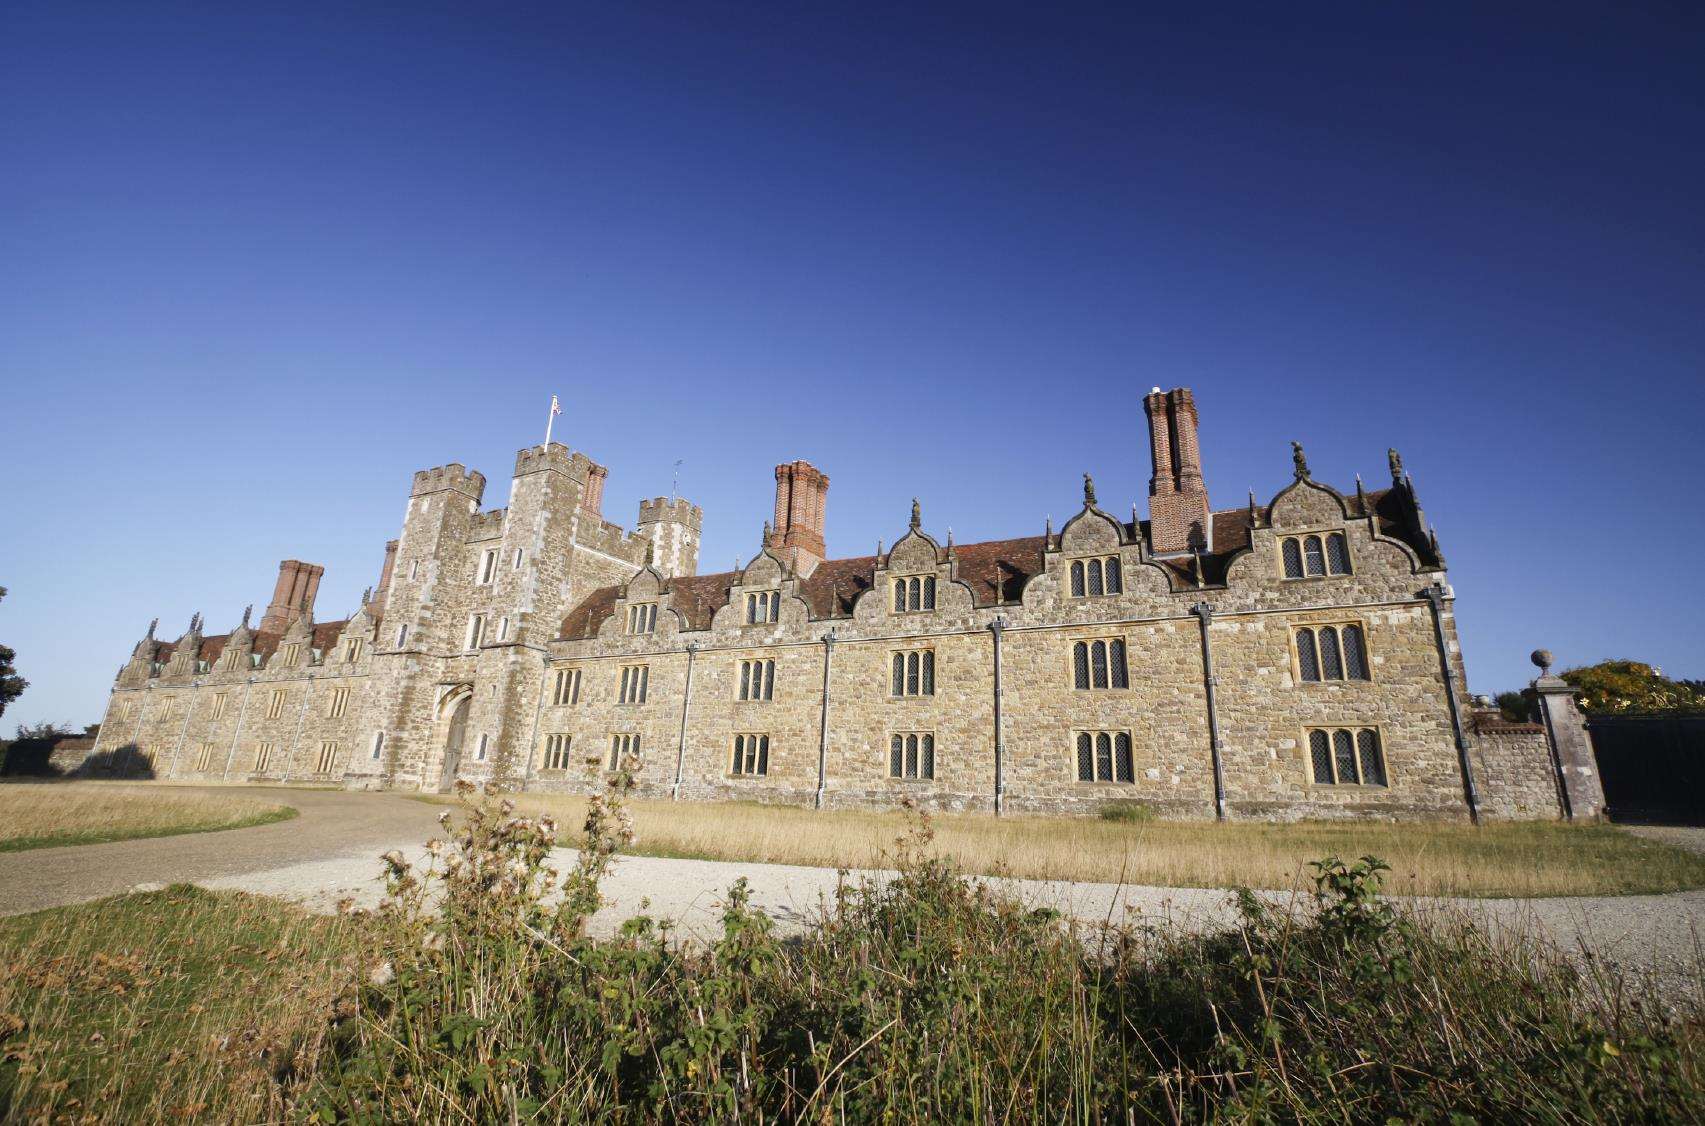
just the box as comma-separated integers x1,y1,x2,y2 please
2,2,1702,731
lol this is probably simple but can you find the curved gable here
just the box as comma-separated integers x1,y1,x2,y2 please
1058,505,1123,553
1267,477,1349,529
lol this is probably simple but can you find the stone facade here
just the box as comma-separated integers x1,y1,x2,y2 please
91,387,1569,821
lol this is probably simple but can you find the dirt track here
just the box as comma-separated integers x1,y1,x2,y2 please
2,786,1701,981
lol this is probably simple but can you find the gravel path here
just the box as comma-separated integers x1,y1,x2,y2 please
209,841,1705,980
0,786,441,915
2,787,1701,980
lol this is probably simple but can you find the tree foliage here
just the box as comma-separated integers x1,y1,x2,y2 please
0,587,26,720
1496,659,1705,720
1561,659,1705,715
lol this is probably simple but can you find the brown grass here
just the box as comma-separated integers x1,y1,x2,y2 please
0,885,354,1122
427,793,1705,898
0,783,295,852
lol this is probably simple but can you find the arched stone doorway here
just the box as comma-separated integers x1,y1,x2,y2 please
437,685,473,792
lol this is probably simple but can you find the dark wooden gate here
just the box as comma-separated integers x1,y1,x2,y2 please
1587,714,1705,825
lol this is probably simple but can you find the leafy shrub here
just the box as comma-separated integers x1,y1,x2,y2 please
303,774,1705,1121
1098,798,1156,823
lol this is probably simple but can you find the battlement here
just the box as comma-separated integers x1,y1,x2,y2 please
573,514,650,563
512,442,591,480
638,496,703,531
467,508,507,542
412,463,486,501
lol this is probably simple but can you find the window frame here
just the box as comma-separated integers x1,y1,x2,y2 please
888,731,936,781
627,602,658,635
478,548,499,585
889,648,937,698
1291,619,1374,685
327,686,351,719
730,733,771,777
317,740,341,774
1279,531,1353,580
618,664,650,705
744,590,781,625
1070,637,1129,691
891,575,938,614
465,614,486,652
1303,725,1389,788
541,733,571,770
607,732,641,771
1072,729,1136,784
551,667,583,706
738,658,777,702
1068,556,1123,599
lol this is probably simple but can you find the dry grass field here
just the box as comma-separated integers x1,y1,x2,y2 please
0,886,353,1121
430,792,1705,898
0,784,295,852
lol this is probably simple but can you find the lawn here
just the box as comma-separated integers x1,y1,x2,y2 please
422,791,1705,898
0,885,354,1122
0,783,296,852
2,803,1698,1123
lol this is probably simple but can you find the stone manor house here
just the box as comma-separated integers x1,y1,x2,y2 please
91,387,1591,820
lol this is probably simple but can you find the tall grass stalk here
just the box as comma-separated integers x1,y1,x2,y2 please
303,774,1704,1121
423,790,1705,898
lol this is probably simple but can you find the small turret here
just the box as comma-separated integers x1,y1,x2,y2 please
637,495,703,578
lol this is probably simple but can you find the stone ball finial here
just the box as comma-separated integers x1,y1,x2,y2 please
1531,648,1553,675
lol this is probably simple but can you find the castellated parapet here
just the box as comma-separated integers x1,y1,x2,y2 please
638,497,703,578
87,391,1577,825
412,463,486,501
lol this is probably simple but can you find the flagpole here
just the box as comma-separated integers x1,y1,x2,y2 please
544,394,560,449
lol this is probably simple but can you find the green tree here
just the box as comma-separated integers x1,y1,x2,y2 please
13,721,77,741
1494,690,1534,723
0,587,25,720
1559,659,1705,715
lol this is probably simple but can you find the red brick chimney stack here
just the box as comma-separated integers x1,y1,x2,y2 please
1143,388,1211,556
770,460,829,575
372,540,399,615
580,462,608,517
258,559,325,634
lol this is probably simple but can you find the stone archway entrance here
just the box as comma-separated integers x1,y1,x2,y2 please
438,688,472,792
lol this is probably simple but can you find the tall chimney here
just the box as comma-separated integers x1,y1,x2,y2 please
372,539,399,615
770,460,829,576
1144,388,1211,555
258,559,325,633
581,463,608,517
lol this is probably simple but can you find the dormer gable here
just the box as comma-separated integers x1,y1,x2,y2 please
1058,475,1126,554
886,499,941,574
